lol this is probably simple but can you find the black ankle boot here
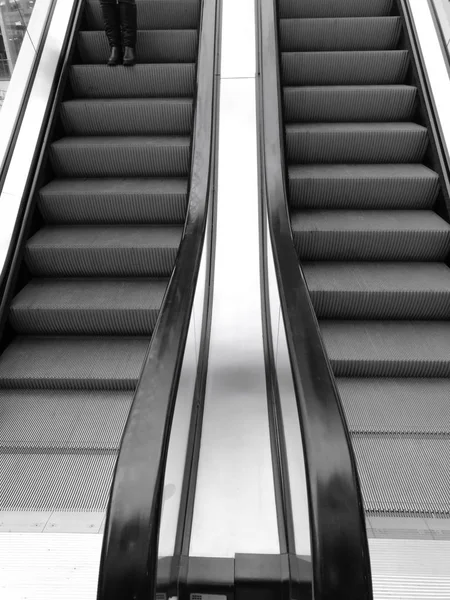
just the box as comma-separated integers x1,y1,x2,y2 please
107,46,122,66
123,46,136,66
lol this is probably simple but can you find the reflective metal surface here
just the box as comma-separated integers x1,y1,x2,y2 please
189,0,279,557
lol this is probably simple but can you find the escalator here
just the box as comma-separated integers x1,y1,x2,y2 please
0,0,200,526
277,0,450,537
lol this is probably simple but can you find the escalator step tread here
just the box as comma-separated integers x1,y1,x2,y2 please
10,279,168,335
288,164,439,210
291,210,450,261
337,378,450,435
25,226,182,277
0,389,133,449
70,64,196,99
282,50,409,86
305,262,450,319
352,436,450,516
61,98,193,136
50,136,191,178
278,0,393,19
284,86,417,123
84,0,201,31
321,321,450,377
78,30,198,64
0,337,150,390
39,178,188,224
286,122,428,164
279,17,401,52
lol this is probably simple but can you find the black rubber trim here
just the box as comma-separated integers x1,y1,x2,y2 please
0,0,59,196
257,1,373,599
97,1,219,598
0,0,86,333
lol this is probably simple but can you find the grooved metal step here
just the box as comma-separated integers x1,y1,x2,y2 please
283,86,417,123
279,17,401,52
278,0,393,19
338,378,450,435
49,136,190,178
61,99,193,136
304,262,450,319
353,436,450,516
38,178,188,224
84,0,201,30
10,279,168,335
25,226,182,277
288,165,439,210
0,337,149,390
0,389,133,448
282,51,409,86
69,64,195,98
291,210,450,261
321,321,450,377
78,30,198,64
285,123,428,164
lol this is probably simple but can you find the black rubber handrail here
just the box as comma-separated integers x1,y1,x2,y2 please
0,0,59,198
97,0,218,598
257,1,373,599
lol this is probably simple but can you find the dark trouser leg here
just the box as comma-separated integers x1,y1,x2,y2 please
100,0,121,47
119,0,137,48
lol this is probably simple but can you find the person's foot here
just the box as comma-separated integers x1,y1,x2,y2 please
107,46,121,66
123,47,136,67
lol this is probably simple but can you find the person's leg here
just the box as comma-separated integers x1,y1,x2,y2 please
119,0,137,66
100,0,122,65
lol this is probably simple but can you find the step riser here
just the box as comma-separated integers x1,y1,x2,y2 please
84,0,200,30
61,102,193,136
50,144,190,178
25,248,178,277
38,193,187,225
282,52,409,86
330,358,450,378
70,65,195,99
288,174,439,210
294,232,450,261
279,18,401,52
9,310,162,336
78,31,198,64
310,292,450,320
284,88,416,123
286,130,428,164
278,0,393,19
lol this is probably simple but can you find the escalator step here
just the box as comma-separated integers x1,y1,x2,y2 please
278,0,392,19
25,226,182,277
61,99,193,136
279,17,401,52
288,164,439,210
284,86,416,123
70,64,195,99
50,136,190,178
0,450,117,511
0,337,149,390
9,279,168,335
78,30,198,64
84,0,200,31
286,123,427,164
291,210,450,261
321,321,450,377
352,436,450,516
304,262,450,319
338,378,450,435
39,178,188,224
0,389,133,449
282,51,409,86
